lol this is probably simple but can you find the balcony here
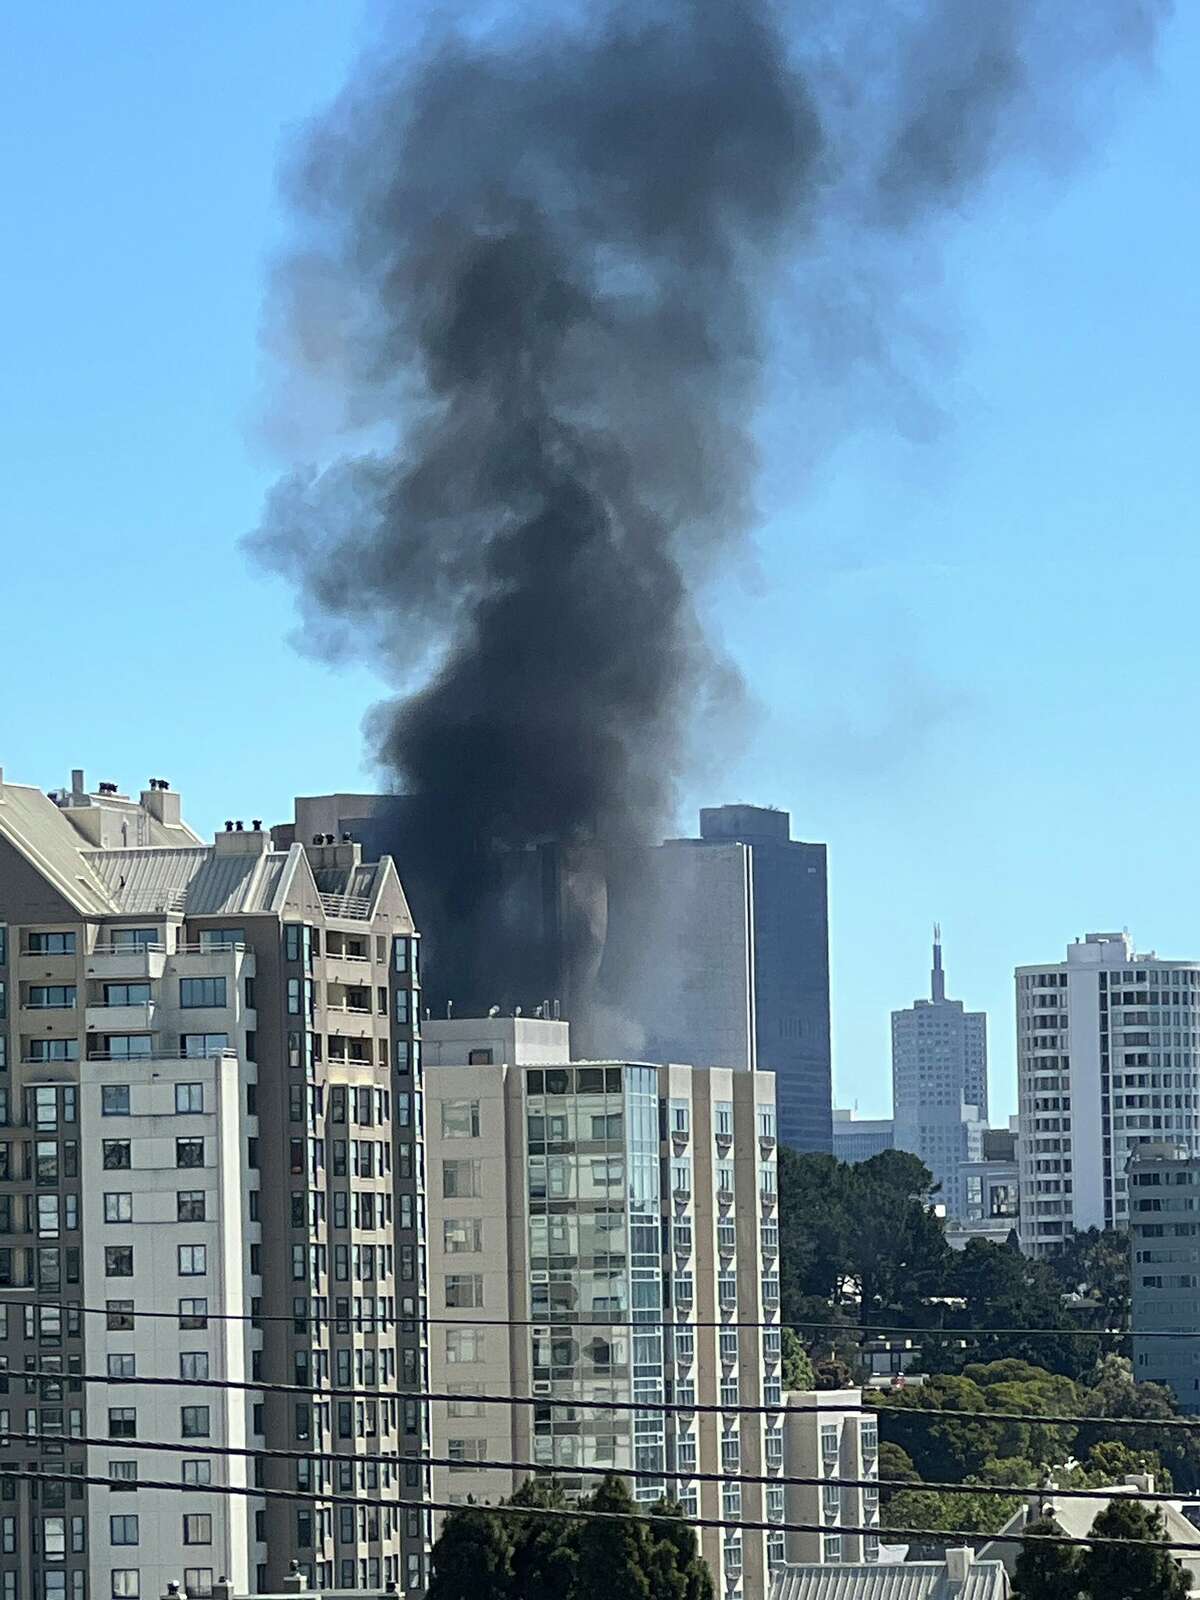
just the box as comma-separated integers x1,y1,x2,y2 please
85,1002,157,1033
716,1183,735,1206
85,947,166,981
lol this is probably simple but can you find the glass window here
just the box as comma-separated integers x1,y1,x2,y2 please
111,1573,140,1599
105,1037,152,1061
198,929,243,951
178,1245,207,1276
178,1299,208,1330
101,1087,130,1117
180,1406,210,1438
444,1274,483,1309
443,1218,483,1254
107,1354,135,1379
108,1409,136,1438
180,1352,209,1381
177,1190,205,1222
176,1139,204,1169
182,1034,227,1058
445,1328,483,1363
109,1516,138,1546
182,1515,211,1545
182,1460,212,1487
108,1462,137,1493
440,1101,480,1139
442,1160,480,1199
103,984,151,1006
179,978,226,1009
109,928,158,950
105,1247,133,1277
175,1084,203,1114
103,1141,131,1170
28,1039,79,1063
28,932,76,955
27,986,76,1009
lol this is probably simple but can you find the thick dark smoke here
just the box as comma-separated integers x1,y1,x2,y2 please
252,0,1168,1010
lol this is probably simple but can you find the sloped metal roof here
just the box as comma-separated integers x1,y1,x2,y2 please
770,1562,1009,1600
0,783,117,916
82,847,294,916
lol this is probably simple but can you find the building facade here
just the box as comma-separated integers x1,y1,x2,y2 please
947,1126,1020,1248
0,770,429,1600
891,931,988,1219
1129,1142,1200,1413
1017,932,1200,1256
780,1390,880,1565
831,1111,894,1165
423,1017,784,1600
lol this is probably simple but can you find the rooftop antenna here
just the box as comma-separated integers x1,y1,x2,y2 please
931,922,945,1003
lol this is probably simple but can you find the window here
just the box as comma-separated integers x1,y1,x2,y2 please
177,1190,206,1222
110,927,158,950
103,1141,131,1170
28,932,75,955
110,1572,139,1599
442,1160,481,1199
179,978,226,1009
105,1247,133,1277
180,1406,210,1438
178,1299,208,1330
109,1516,138,1546
182,1515,212,1545
199,928,243,951
443,1218,483,1254
27,1039,79,1062
178,1245,207,1276
446,1328,483,1364
182,1034,227,1058
27,986,76,1009
107,1354,136,1379
103,984,151,1007
101,1087,130,1117
180,1352,209,1381
445,1274,483,1309
108,1462,137,1493
106,1301,134,1332
176,1139,204,1168
108,1408,136,1438
182,1460,212,1487
105,1036,152,1061
467,1047,492,1065
103,1193,132,1224
441,1100,481,1139
175,1083,203,1114
183,1573,213,1599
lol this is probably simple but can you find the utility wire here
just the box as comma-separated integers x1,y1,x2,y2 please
9,1360,1200,1435
3,1296,1156,1340
3,1461,1200,1556
4,1428,1196,1510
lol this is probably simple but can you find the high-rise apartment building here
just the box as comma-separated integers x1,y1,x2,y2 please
1017,932,1200,1256
282,798,834,1154
891,930,988,1218
423,1017,784,1600
0,770,428,1599
781,1390,879,1565
1128,1141,1200,1413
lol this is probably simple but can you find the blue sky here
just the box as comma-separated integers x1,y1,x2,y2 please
2,4,1197,1124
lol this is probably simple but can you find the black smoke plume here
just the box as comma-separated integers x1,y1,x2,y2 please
252,0,1169,1016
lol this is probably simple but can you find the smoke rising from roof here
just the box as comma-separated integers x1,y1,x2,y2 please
250,0,1168,984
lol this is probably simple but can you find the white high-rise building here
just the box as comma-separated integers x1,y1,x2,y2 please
891,929,988,1217
423,1017,783,1600
1017,932,1200,1256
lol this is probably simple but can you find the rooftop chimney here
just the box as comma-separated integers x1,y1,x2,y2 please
141,780,182,829
945,1548,975,1585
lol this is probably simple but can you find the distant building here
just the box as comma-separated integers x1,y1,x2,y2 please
1017,931,1200,1255
781,1390,880,1565
891,930,988,1218
832,1109,894,1164
422,1016,783,1600
771,1548,1009,1600
981,1476,1200,1591
946,1124,1021,1248
1129,1141,1200,1412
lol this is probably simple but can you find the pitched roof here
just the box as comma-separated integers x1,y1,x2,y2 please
0,782,118,916
82,846,295,917
770,1561,1008,1600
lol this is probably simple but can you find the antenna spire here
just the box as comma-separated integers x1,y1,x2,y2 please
932,923,945,1002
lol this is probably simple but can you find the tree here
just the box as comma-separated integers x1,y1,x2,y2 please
877,1441,920,1501
507,1478,576,1600
428,1505,515,1600
644,1498,713,1600
572,1477,653,1600
1048,1228,1131,1329
781,1326,815,1390
1077,1500,1189,1599
1012,1518,1080,1600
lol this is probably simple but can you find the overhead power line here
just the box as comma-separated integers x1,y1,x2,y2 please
11,1359,1200,1435
2,1295,1157,1340
4,1427,1196,1510
3,1460,1200,1557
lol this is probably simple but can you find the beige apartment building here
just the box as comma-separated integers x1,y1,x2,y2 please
0,770,428,1600
781,1389,880,1564
424,1017,783,1600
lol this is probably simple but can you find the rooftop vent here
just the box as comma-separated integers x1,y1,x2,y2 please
225,820,234,832
235,820,244,832
251,819,262,831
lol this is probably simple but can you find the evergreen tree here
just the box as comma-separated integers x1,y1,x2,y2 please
572,1476,653,1600
428,1504,515,1600
1012,1519,1080,1600
507,1478,576,1600
646,1498,713,1600
1077,1501,1189,1600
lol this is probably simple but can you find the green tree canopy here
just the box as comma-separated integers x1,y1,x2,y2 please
1012,1518,1080,1600
1077,1500,1189,1600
